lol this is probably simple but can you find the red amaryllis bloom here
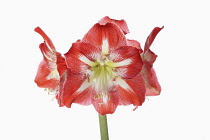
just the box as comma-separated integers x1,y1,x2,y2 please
98,16,163,96
58,19,146,115
34,27,67,91
141,27,163,96
34,17,163,115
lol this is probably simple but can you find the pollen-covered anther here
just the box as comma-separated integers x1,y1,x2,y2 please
94,92,110,103
44,88,56,95
94,93,103,100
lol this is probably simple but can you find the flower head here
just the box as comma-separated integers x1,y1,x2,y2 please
58,17,147,115
34,17,163,115
34,27,67,91
141,27,164,96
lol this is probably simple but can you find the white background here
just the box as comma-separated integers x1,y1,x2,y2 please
1,0,210,140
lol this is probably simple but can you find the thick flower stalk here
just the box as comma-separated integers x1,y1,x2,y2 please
34,16,163,115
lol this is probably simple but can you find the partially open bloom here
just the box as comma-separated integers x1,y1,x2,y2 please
34,27,67,91
34,17,163,115
141,27,163,96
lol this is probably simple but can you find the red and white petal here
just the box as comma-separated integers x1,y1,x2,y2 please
143,49,157,65
82,23,127,52
56,52,67,76
39,43,56,65
141,26,163,96
92,88,119,115
144,26,164,52
34,60,59,90
65,42,100,75
141,62,161,96
58,70,90,108
73,84,95,106
115,72,146,106
110,46,143,79
98,16,130,35
56,71,68,107
127,39,143,53
34,27,56,52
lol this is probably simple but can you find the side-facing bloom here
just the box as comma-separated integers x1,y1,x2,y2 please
59,18,146,115
34,27,67,92
141,27,163,96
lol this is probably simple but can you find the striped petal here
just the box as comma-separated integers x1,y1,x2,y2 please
98,16,130,34
34,60,59,90
144,26,164,52
115,72,146,106
58,70,87,108
127,39,143,53
141,64,161,96
64,42,101,74
92,86,119,115
82,23,127,52
56,52,67,76
142,26,163,96
34,27,56,52
109,46,143,79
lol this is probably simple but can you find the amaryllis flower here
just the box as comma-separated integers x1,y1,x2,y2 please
141,27,164,96
98,16,163,96
58,19,146,115
34,27,67,91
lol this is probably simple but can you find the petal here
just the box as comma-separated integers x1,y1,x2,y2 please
64,42,101,74
56,71,68,107
142,26,163,96
141,63,161,96
34,27,56,52
73,85,94,106
58,70,87,108
82,23,127,52
98,16,130,34
56,52,67,76
39,42,56,64
92,87,119,115
109,46,143,79
115,72,146,106
127,39,143,53
34,60,59,90
144,26,164,52
143,49,157,65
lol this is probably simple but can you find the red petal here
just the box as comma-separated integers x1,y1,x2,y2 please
143,49,157,66
141,63,161,96
34,60,58,90
56,71,68,107
34,27,56,52
56,69,93,107
39,43,56,64
82,23,127,51
58,70,86,108
110,46,143,79
141,26,163,96
117,72,146,106
127,39,143,53
144,26,164,52
73,86,94,106
92,87,119,115
64,42,101,74
56,52,67,76
98,16,130,34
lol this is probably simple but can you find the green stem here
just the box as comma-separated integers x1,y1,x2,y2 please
98,114,109,140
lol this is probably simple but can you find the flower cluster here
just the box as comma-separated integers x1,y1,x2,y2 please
34,16,163,115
